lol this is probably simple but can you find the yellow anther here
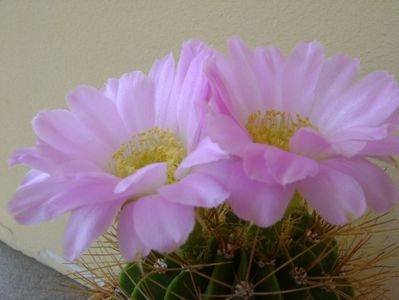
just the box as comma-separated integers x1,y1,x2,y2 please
112,127,186,183
246,110,312,150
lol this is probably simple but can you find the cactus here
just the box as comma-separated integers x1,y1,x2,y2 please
118,204,357,299
72,204,398,300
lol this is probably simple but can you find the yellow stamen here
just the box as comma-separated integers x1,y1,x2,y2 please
112,127,186,183
246,110,312,150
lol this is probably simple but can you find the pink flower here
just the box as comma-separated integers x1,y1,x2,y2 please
206,37,399,226
8,40,230,261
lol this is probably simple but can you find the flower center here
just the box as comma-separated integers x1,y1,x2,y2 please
112,127,186,183
245,110,312,150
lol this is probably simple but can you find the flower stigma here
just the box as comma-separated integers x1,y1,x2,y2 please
246,110,313,150
112,127,186,184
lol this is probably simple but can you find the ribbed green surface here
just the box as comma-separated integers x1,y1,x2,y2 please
119,212,355,299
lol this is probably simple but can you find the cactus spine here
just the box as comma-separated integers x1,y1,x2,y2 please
119,205,356,299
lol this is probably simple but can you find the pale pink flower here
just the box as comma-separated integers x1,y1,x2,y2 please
9,41,229,261
206,37,399,226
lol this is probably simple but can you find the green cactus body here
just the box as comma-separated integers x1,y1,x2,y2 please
252,262,282,300
119,210,355,299
164,266,213,299
119,263,145,296
131,257,180,299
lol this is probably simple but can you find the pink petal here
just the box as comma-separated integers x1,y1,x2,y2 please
228,162,294,227
207,40,286,116
281,41,324,116
176,137,229,178
298,164,367,225
206,38,263,124
10,143,107,175
158,172,229,208
173,41,213,151
63,199,124,261
133,195,195,253
264,147,320,185
13,204,56,225
323,158,399,213
206,113,252,156
191,159,237,190
67,85,128,149
327,125,390,157
20,169,47,186
206,54,245,118
8,174,70,224
149,53,175,127
52,159,104,175
117,202,150,260
114,163,167,194
384,109,399,130
9,144,67,173
360,136,399,156
331,140,367,157
44,174,121,217
32,110,87,153
311,54,359,118
335,125,388,141
225,38,265,113
32,110,111,164
9,172,120,224
102,78,119,102
9,147,38,167
156,41,212,135
290,128,333,159
318,71,399,134
242,144,276,184
173,40,209,96
115,71,155,133
251,46,285,111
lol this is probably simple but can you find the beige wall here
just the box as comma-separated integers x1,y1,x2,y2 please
1,0,399,290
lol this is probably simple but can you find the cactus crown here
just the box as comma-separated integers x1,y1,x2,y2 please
119,201,356,300
70,200,398,300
